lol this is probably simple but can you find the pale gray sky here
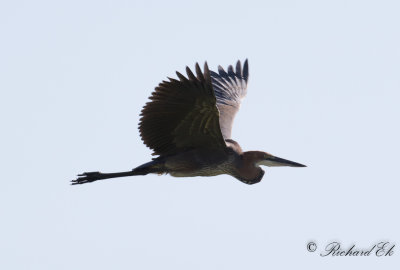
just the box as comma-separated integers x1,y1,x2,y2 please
1,0,399,269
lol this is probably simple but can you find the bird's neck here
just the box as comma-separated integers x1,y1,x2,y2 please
235,151,265,182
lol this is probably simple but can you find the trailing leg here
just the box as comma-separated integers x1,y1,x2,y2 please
71,159,166,185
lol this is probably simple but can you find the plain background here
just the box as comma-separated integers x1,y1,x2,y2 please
1,0,399,269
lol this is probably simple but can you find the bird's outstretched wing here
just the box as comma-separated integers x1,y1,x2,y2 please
139,63,226,156
210,59,249,139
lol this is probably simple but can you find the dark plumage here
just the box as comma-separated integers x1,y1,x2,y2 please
72,60,305,185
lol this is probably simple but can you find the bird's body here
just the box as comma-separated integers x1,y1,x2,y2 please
72,60,305,185
136,140,265,184
162,147,235,178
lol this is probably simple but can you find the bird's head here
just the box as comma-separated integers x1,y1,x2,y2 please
246,151,306,168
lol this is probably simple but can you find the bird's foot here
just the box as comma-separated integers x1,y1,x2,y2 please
71,171,103,185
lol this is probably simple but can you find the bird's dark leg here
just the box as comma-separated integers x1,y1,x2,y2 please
71,160,165,185
71,170,145,185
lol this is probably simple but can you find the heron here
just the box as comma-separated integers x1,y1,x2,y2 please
72,60,305,185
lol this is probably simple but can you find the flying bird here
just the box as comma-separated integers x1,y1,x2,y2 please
72,60,305,185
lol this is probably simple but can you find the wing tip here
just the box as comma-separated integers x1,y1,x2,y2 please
186,66,197,81
195,62,205,81
243,59,249,81
203,62,211,84
218,65,228,76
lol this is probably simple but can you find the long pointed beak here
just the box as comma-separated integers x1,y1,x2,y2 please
260,155,307,167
